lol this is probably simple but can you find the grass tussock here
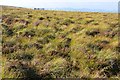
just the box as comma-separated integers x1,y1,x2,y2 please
1,6,120,79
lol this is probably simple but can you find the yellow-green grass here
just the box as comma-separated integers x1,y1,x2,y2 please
1,6,120,78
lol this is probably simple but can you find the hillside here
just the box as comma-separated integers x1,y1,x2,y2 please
1,6,120,79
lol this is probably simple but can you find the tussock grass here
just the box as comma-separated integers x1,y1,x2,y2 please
1,6,119,78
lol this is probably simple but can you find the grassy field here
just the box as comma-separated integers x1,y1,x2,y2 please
1,6,120,79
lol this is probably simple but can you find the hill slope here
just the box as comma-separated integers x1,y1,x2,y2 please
1,6,120,78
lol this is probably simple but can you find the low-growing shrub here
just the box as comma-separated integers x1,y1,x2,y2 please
27,14,33,18
39,16,45,20
2,24,9,30
87,43,103,52
37,37,49,44
19,19,29,25
99,59,120,77
34,20,41,26
115,46,120,53
16,53,34,61
3,61,40,78
5,17,14,25
61,18,74,25
2,47,15,54
23,29,36,37
102,29,118,38
85,19,94,24
33,43,43,49
86,29,100,37
6,29,14,36
56,38,71,58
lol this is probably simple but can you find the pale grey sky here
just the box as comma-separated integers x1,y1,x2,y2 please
0,0,119,3
0,0,119,12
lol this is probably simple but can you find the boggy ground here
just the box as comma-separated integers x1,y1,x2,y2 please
1,6,120,79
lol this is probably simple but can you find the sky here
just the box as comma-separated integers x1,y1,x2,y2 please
0,0,119,12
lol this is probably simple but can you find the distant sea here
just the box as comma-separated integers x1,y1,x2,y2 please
44,8,118,13
31,2,118,13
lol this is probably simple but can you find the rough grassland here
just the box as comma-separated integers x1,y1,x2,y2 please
1,6,120,79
